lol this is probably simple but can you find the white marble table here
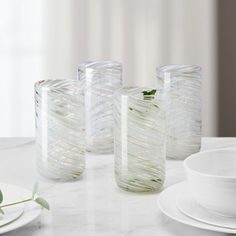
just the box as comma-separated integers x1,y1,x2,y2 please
0,137,235,236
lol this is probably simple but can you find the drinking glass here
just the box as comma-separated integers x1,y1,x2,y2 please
35,80,85,180
114,87,166,192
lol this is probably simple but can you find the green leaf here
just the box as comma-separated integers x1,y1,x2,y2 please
32,182,38,198
154,104,159,108
0,190,3,204
142,89,157,96
0,208,4,215
35,197,50,210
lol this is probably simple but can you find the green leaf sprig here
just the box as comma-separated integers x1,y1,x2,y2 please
142,89,157,96
0,183,50,215
142,89,157,100
142,89,159,108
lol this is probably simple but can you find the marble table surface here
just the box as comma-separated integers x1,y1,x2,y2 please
0,137,235,236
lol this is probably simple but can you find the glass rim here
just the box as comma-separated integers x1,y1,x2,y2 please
78,60,122,72
156,64,201,78
114,86,163,104
34,79,83,92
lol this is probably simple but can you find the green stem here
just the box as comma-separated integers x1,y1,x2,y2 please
0,198,33,208
143,95,155,100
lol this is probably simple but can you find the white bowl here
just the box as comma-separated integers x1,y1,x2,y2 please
184,149,236,217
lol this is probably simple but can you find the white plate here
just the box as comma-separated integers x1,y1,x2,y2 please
0,183,42,234
177,188,236,229
0,184,24,227
158,181,236,234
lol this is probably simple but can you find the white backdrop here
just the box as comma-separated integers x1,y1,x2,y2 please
0,0,217,137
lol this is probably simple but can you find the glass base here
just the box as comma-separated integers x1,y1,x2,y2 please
37,160,85,181
115,175,165,193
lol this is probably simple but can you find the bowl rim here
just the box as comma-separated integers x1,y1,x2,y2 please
184,148,236,180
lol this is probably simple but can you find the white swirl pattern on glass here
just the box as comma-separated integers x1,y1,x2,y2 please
35,80,85,180
78,61,122,153
114,87,166,192
157,65,202,160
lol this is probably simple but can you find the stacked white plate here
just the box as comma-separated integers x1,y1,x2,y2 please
158,149,236,234
0,183,42,234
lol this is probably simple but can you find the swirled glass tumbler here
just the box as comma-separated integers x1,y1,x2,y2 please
78,61,122,153
114,87,166,192
156,65,202,160
35,80,85,180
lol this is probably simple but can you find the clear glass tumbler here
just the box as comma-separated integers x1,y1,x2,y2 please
35,80,85,180
114,87,166,192
78,60,122,153
156,65,202,160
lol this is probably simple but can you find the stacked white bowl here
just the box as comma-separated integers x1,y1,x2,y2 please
184,149,236,217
